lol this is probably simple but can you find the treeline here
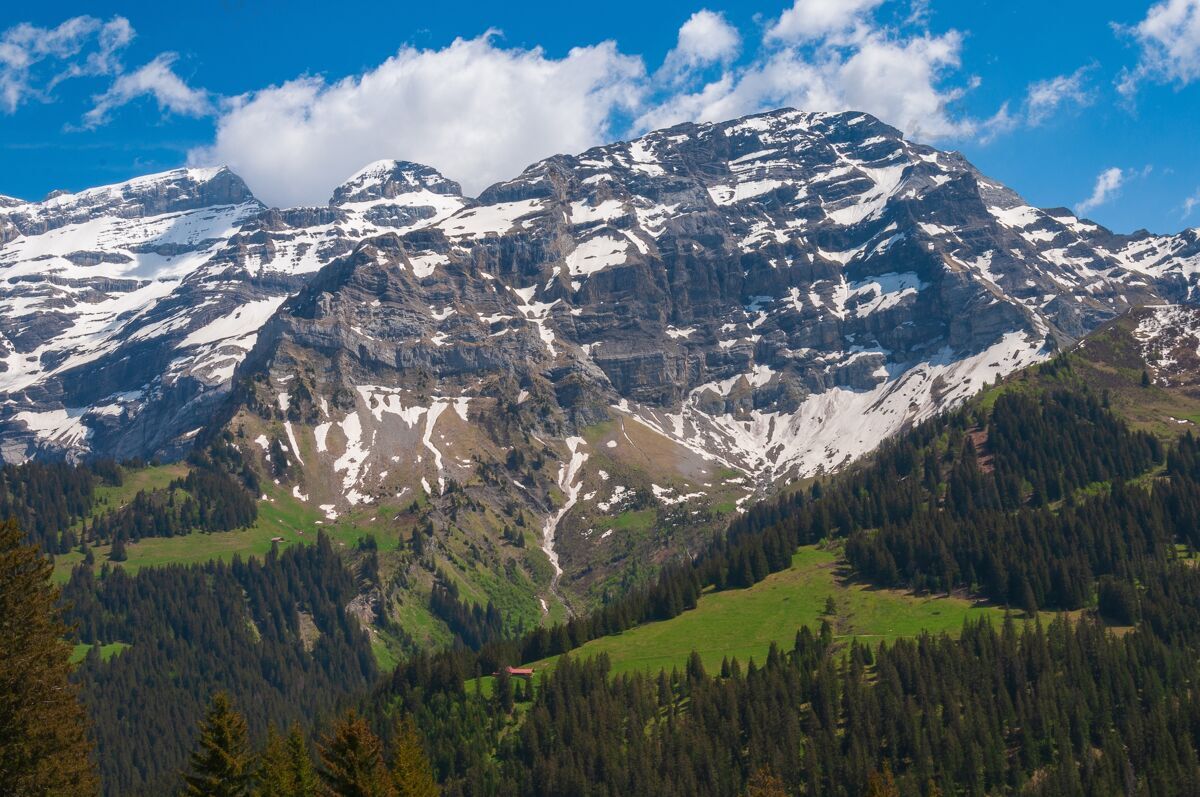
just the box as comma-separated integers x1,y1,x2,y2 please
62,533,377,796
0,459,118,553
842,392,1193,609
371,561,1200,796
88,433,259,547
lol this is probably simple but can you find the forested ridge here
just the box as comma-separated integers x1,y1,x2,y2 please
351,360,1200,795
2,432,257,558
62,534,378,795
6,355,1200,795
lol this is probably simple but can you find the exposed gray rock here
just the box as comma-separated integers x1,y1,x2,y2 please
1,106,1197,480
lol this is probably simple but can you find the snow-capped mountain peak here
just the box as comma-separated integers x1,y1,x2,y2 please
331,159,462,205
1,106,1197,488
2,166,258,237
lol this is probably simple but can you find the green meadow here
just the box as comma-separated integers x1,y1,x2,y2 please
53,477,380,582
524,545,1013,677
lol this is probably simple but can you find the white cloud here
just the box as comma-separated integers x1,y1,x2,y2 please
84,53,209,127
191,3,1006,207
1077,167,1127,214
976,66,1094,143
1184,187,1200,218
767,0,886,42
0,15,132,111
1,15,205,129
640,27,973,141
190,33,644,206
1026,66,1094,125
659,10,741,81
1117,0,1200,96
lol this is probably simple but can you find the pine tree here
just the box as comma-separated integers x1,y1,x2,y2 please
866,763,899,797
258,726,292,797
109,533,127,562
256,723,317,797
286,724,319,797
318,711,394,797
0,518,99,795
390,717,438,797
184,692,255,796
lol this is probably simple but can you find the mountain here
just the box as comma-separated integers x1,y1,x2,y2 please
0,162,464,463
217,109,1195,605
4,108,1199,607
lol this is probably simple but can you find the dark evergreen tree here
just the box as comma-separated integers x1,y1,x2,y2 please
390,717,438,797
184,692,255,797
257,723,318,797
0,518,99,796
318,711,394,797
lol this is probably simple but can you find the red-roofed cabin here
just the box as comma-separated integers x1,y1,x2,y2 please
498,666,534,680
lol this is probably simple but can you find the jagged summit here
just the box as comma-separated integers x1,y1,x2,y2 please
2,166,260,238
331,159,463,205
0,104,1196,482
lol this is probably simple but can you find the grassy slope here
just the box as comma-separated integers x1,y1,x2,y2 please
69,641,130,664
511,317,1194,679
53,478,376,582
983,311,1200,441
523,545,1011,677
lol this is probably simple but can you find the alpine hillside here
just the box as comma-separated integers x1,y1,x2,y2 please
5,108,1200,609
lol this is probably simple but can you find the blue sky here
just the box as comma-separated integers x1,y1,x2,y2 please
1,0,1198,233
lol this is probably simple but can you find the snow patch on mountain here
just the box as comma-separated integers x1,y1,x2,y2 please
620,331,1047,485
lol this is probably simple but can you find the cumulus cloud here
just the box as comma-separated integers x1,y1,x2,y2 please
1077,167,1127,214
1117,0,1200,96
84,53,210,127
190,2,1004,207
659,10,741,81
767,0,886,42
190,33,644,206
641,21,973,141
0,15,132,111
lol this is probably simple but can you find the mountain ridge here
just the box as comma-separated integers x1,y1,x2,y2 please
5,106,1200,605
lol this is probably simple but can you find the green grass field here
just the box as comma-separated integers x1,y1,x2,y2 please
53,479,384,582
523,545,1012,677
75,464,189,530
69,641,130,664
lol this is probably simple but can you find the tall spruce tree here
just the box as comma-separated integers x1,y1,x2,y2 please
286,724,319,797
257,727,292,797
0,518,99,795
318,711,394,797
184,693,255,797
257,724,318,797
389,717,437,797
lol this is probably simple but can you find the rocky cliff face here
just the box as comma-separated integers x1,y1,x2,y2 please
216,109,1194,605
0,162,464,462
4,108,1199,606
